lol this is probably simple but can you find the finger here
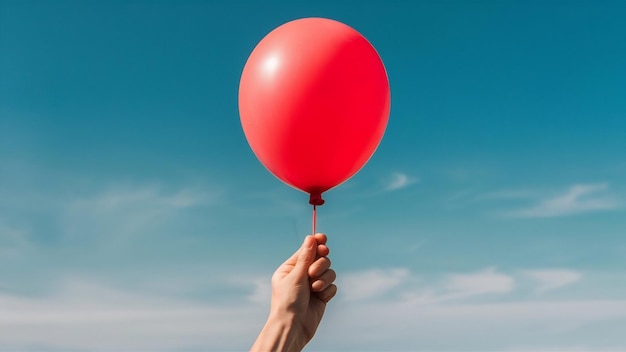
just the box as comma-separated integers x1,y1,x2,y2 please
314,234,328,257
294,235,317,276
311,269,336,292
308,256,331,278
317,244,329,257
313,233,327,245
316,284,337,303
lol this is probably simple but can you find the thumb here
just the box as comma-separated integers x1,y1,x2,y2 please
294,235,316,276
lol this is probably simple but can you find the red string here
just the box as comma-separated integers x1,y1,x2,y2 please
312,204,317,235
309,193,323,235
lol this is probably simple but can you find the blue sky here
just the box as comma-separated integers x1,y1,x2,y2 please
1,0,626,351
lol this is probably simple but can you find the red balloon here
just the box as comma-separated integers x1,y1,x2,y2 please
239,18,390,205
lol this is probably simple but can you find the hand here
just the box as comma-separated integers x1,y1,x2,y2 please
271,233,337,340
251,233,337,352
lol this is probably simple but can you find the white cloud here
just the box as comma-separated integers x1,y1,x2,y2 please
445,266,515,296
385,172,418,191
0,182,221,248
313,298,626,351
340,268,410,301
1,269,624,351
505,348,624,352
342,267,515,305
405,267,515,304
508,183,619,218
0,278,265,351
228,275,272,304
523,269,582,293
69,185,216,212
60,184,221,247
248,278,271,304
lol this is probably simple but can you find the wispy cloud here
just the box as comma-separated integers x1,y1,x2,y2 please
0,268,621,351
0,278,264,351
507,183,620,218
227,275,272,304
0,180,230,293
405,267,515,304
68,184,217,212
384,172,418,191
321,269,626,349
505,348,624,352
523,269,582,293
321,282,626,351
445,266,515,296
341,268,410,301
341,267,516,305
61,184,221,246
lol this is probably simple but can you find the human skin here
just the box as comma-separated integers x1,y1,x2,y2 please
251,233,337,352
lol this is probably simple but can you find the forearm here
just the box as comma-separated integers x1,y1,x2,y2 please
251,313,307,352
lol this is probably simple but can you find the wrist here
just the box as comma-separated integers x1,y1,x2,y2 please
251,313,307,352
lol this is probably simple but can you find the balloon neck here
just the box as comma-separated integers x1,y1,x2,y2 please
309,193,325,206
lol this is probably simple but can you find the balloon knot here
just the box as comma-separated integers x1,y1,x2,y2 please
309,193,325,206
